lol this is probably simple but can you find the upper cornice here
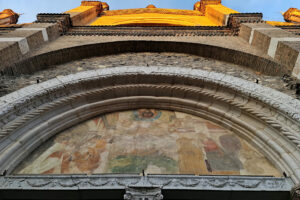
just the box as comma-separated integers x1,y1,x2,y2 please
101,8,205,17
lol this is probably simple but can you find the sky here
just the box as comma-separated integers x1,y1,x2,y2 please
0,0,300,24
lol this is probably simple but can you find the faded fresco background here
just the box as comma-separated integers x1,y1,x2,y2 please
15,109,281,176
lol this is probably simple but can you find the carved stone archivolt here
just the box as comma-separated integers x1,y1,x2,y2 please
0,66,299,185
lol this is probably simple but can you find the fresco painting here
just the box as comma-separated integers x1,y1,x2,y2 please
15,109,281,177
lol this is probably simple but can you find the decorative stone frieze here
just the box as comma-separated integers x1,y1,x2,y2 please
66,26,233,37
0,175,293,191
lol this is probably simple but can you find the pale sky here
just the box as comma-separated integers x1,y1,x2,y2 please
0,0,300,24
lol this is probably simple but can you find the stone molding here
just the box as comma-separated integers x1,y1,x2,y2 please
228,13,263,36
4,41,286,76
66,26,233,37
0,67,299,183
101,8,204,17
239,23,300,79
0,37,29,54
36,13,71,34
277,25,300,36
16,28,49,42
0,23,60,71
0,175,293,192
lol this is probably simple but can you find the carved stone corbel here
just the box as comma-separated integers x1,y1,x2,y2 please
124,187,163,200
124,176,163,200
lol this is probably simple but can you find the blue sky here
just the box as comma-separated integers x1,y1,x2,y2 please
0,0,300,23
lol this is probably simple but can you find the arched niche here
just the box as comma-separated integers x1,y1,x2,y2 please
0,66,299,183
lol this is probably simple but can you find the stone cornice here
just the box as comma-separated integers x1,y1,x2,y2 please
0,175,293,191
101,8,204,17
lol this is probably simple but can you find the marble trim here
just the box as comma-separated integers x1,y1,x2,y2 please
0,174,293,192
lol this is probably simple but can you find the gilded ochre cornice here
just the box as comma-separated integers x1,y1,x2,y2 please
64,0,238,26
100,8,205,17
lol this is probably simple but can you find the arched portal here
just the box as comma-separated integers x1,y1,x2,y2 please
0,66,298,199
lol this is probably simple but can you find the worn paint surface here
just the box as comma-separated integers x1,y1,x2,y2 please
15,109,281,176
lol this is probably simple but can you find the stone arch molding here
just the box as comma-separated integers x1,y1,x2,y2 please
0,66,300,183
6,41,287,76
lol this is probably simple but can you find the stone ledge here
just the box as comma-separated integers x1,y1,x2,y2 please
23,23,60,41
276,41,300,79
0,41,23,67
0,23,61,71
0,175,293,191
0,175,293,200
228,13,263,35
239,23,300,79
251,28,298,56
0,29,44,50
239,23,280,44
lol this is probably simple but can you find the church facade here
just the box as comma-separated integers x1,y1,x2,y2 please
0,1,300,199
